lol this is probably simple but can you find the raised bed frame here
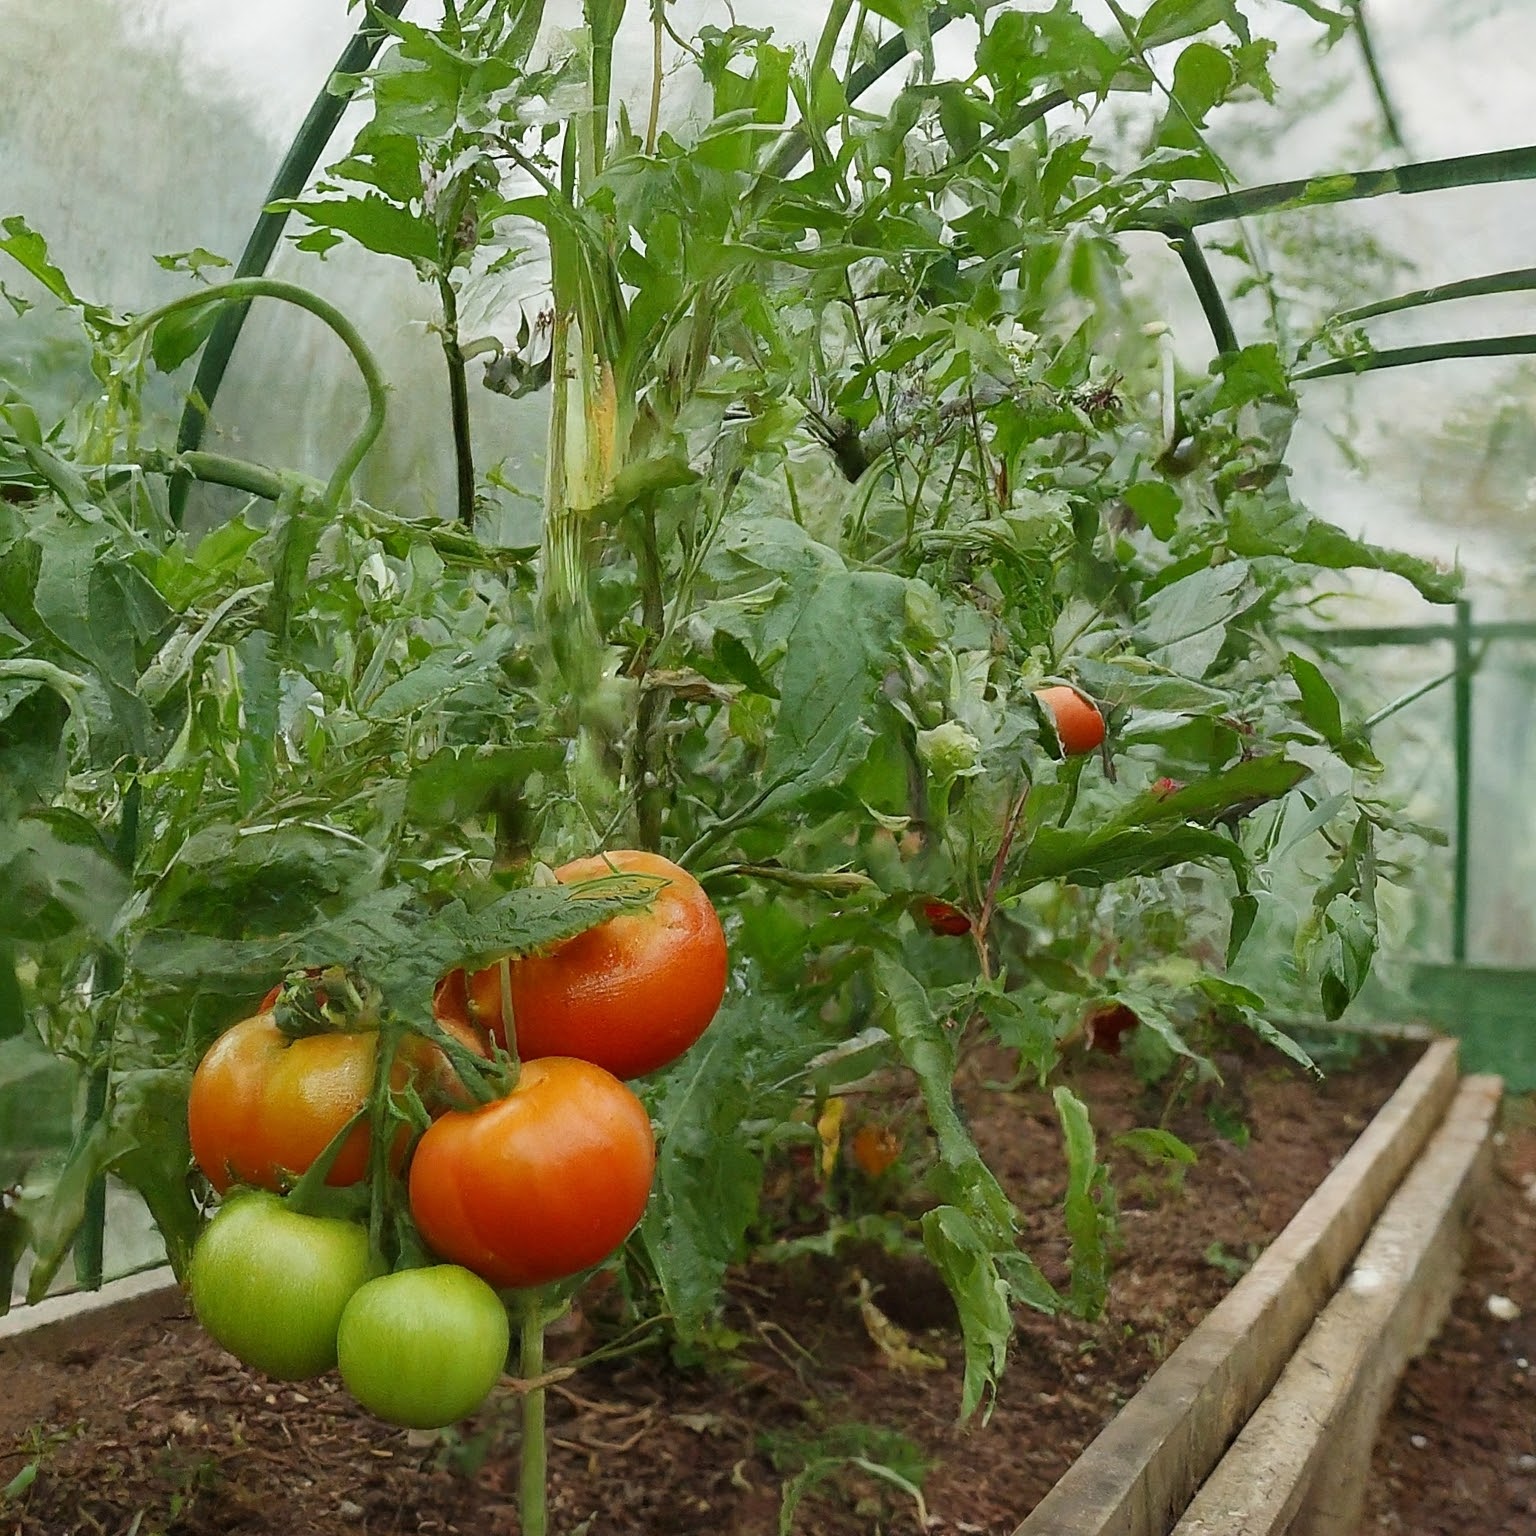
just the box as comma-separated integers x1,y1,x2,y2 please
1016,1035,1499,1536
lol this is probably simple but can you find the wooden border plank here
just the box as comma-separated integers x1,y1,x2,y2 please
1012,1037,1461,1536
1172,1072,1501,1536
0,1267,181,1363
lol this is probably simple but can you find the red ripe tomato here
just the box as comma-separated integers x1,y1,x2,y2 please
188,1007,489,1194
919,899,972,937
408,1056,656,1290
1035,685,1106,757
441,850,728,1080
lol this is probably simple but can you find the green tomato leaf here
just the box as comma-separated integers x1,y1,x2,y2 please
639,996,775,1338
274,195,439,265
1227,495,1459,604
1054,1086,1112,1317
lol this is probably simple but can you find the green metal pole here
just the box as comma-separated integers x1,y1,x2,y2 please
169,0,407,525
1451,599,1473,964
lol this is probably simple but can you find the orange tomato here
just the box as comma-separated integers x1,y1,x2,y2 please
408,1056,656,1290
188,1007,488,1194
850,1123,902,1178
442,850,728,1080
1035,684,1106,757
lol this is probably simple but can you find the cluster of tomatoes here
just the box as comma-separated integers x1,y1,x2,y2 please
184,851,728,1428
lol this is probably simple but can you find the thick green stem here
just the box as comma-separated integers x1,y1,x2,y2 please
123,278,387,509
437,273,477,527
136,448,294,504
628,505,667,850
519,1299,549,1536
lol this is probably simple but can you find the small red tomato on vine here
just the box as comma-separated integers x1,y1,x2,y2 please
1083,1002,1141,1056
919,899,972,937
441,849,728,1080
408,1055,656,1290
1035,685,1106,757
1151,776,1184,799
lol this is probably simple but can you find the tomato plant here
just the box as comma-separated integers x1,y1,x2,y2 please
337,1265,510,1429
0,2,1472,1499
187,1193,374,1382
409,1056,656,1290
187,1000,488,1193
440,851,728,1080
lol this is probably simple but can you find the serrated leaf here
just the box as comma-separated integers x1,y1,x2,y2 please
1135,560,1253,677
1227,496,1459,604
1122,480,1180,540
1212,344,1295,409
275,195,439,264
640,1000,768,1337
406,744,565,825
763,569,907,790
1196,973,1318,1071
149,303,221,372
1138,0,1247,49
1012,821,1250,891
1284,652,1344,741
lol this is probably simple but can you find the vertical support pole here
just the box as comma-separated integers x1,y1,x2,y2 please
1451,599,1473,965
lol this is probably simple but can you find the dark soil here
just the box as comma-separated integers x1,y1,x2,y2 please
1365,1097,1536,1536
0,1037,1481,1536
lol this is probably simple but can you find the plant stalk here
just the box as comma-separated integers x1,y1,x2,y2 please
125,279,388,509
437,273,477,527
519,1299,549,1536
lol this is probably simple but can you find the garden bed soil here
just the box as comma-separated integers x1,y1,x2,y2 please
0,1036,1514,1536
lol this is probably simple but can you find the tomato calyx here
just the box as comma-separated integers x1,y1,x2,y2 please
266,964,383,1040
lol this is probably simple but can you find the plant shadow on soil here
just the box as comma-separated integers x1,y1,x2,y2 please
4,1035,1523,1536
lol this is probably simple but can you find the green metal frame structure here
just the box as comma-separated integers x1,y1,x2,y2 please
1317,607,1536,1088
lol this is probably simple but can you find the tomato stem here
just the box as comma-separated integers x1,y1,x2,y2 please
518,1297,549,1536
496,958,522,1088
365,1023,404,1263
408,1012,509,1104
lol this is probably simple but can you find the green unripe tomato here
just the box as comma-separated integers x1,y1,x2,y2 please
337,1265,510,1429
188,1192,374,1381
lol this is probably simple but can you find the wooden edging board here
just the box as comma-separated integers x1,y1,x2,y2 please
0,1265,181,1364
1172,1071,1502,1536
1012,1035,1462,1536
